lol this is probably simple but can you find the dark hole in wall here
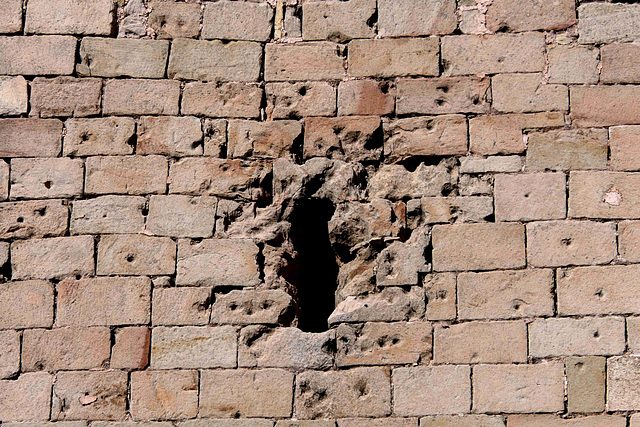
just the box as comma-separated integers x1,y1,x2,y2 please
289,198,339,333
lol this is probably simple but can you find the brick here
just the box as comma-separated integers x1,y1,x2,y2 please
71,195,145,235
493,73,568,113
148,1,201,39
421,416,505,427
22,327,110,371
97,234,175,276
486,0,575,32
304,116,382,162
56,276,151,326
0,118,62,157
578,3,640,44
0,199,68,239
103,79,180,116
147,195,216,238
85,155,168,195
339,420,416,427
111,326,150,370
152,287,212,326
204,119,227,156
11,235,94,280
394,365,470,416
267,82,336,119
0,280,53,329
5,423,88,427
329,287,425,325
432,223,525,271
376,239,427,287
348,38,439,78
182,422,273,427
548,45,599,84
424,273,456,320
229,120,302,159
64,117,135,156
203,1,272,41
10,157,83,200
494,173,565,222
0,76,27,115
0,373,52,421
526,129,608,171
137,116,203,157
608,356,640,410
169,158,270,200
469,112,565,155
0,330,18,380
328,200,404,249
507,415,624,427
473,363,564,413
628,317,640,353
460,156,523,174
569,171,640,219
619,220,640,262
0,36,76,75
0,161,6,201
0,0,22,33
25,0,114,35
131,370,198,420
384,116,467,162
183,82,262,118
168,39,262,81
571,85,640,127
279,422,334,427
442,33,545,76
211,289,293,325
302,0,374,42
601,43,640,84
265,42,345,81
611,125,640,171
459,174,492,196
557,264,640,315
51,371,127,421
78,38,168,78
529,317,625,357
296,367,390,419
201,369,294,418
419,196,493,225
378,0,456,36
338,80,394,116
336,322,431,367
566,356,606,413
397,77,490,115
458,269,554,320
368,161,457,200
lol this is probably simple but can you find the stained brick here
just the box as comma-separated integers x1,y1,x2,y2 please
25,0,115,35
131,370,199,420
0,36,76,75
396,77,490,115
138,116,203,157
182,82,263,118
566,356,606,413
265,42,345,82
111,326,150,370
348,38,439,78
526,129,608,171
601,43,640,84
78,38,169,78
338,80,394,116
150,326,237,369
569,171,640,219
0,76,27,115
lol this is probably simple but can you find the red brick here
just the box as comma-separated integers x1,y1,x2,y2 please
111,326,150,370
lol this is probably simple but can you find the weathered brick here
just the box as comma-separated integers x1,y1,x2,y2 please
148,1,201,39
493,73,568,113
150,326,236,369
458,269,554,320
348,38,439,78
396,77,490,115
507,415,624,427
10,157,83,200
473,363,564,413
566,356,606,413
378,0,456,36
578,3,640,44
570,171,640,219
78,38,169,78
137,116,203,157
486,0,576,32
628,317,640,353
0,76,27,115
229,120,302,159
421,416,505,427
103,79,180,116
147,195,216,238
64,117,135,156
394,365,470,416
0,199,68,239
296,367,390,419
610,125,640,171
0,118,62,157
25,0,114,35
419,196,493,225
201,369,294,418
526,129,608,171
71,196,145,235
0,280,53,329
203,1,272,41
0,0,22,34
0,330,19,379
601,43,640,84
0,161,6,201
619,220,640,262
22,327,110,371
11,235,94,280
608,356,640,410
0,373,52,421
183,82,262,118
548,45,599,84
304,116,382,162
51,370,127,421
424,273,456,321
571,85,640,127
204,119,227,156
267,82,336,119
303,0,374,42
152,287,212,326
376,238,428,287
131,370,199,420
338,80,394,116
56,276,151,326
495,173,566,222
279,422,334,427
265,42,345,81
339,420,415,427
85,155,168,195
97,234,176,276
368,161,457,200
0,36,76,75
384,116,467,162
111,326,150,370
460,156,523,174
442,33,545,76
211,289,293,325
5,423,88,427
181,421,273,427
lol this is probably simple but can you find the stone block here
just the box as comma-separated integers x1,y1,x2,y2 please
148,1,201,39
0,373,52,421
303,0,375,42
150,326,237,369
0,199,68,239
396,77,490,115
377,0,457,36
147,195,216,238
610,125,640,171
70,195,146,235
131,370,199,420
495,173,566,221
211,289,294,325
111,326,150,370
566,356,606,413
25,0,115,35
0,36,76,75
569,171,640,219
85,155,168,195
492,73,568,113
348,38,439,78
182,82,263,118
0,76,27,115
486,0,576,32
267,82,336,119
11,235,94,280
77,38,169,78
152,287,212,326
265,42,345,81
103,79,180,116
64,117,135,156
526,128,608,171
0,280,53,329
229,120,302,159
305,116,382,162
10,157,83,199
97,234,176,276
338,80,394,116
138,116,203,157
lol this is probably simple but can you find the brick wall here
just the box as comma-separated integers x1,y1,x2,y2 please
1,0,639,425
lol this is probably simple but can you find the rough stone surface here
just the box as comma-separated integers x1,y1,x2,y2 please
131,370,199,420
11,235,94,280
0,76,27,115
148,1,201,39
610,125,640,171
0,0,23,34
71,195,145,235
147,195,216,238
152,287,212,326
0,373,53,421
103,79,180,116
601,43,640,84
495,173,566,221
97,234,176,276
548,45,599,84
25,0,115,35
0,280,54,329
85,155,168,196
349,38,439,78
486,0,576,32
526,129,608,171
571,85,640,127
492,73,568,113
150,326,237,369
566,356,606,413
304,116,382,162
64,118,135,156
10,157,83,200
0,36,76,75
52,371,127,421
267,82,336,119
203,1,273,42
111,326,150,370
396,77,490,115
0,199,69,239
578,3,640,44
569,171,640,219
329,287,425,324
138,116,203,157
378,0,457,36
229,120,302,159
338,80,394,116
607,356,640,410
303,0,375,42
183,82,263,118
265,42,345,81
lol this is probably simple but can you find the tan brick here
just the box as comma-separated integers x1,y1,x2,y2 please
0,36,76,75
611,125,640,171
469,112,565,155
22,327,110,371
397,77,490,115
432,223,525,272
56,276,151,326
473,363,564,413
526,129,608,171
557,264,640,315
348,38,439,78
0,76,27,115
182,82,263,118
147,195,216,238
52,371,127,421
0,330,19,379
85,155,168,195
71,195,145,235
229,120,302,159
629,317,640,353
0,0,22,33
64,117,135,156
211,289,293,325
10,157,83,200
569,171,640,219
378,0,456,36
442,33,545,76
152,287,212,326
548,45,599,84
424,273,456,321
103,79,180,116
201,369,294,418
330,287,425,325
267,82,336,119
265,42,345,81
0,118,62,157
338,80,394,116
78,38,168,78
527,220,616,267
420,196,493,224
460,156,523,174
303,0,374,42
486,0,575,32
495,173,566,221
394,365,470,416
148,1,201,39
131,370,198,420
0,161,6,201
507,415,624,427
203,1,273,41
0,373,52,421
493,73,568,113
571,85,640,127
111,326,150,370
578,3,640,44
304,116,382,162
608,356,640,410
601,43,640,84
619,220,640,262
368,161,457,200
339,419,416,427
11,235,94,280
421,415,505,427
204,119,227,156
25,0,114,35
31,76,101,118
181,421,273,427
458,269,554,320
279,422,335,427
0,199,68,239
97,234,175,276
0,280,53,329
566,356,606,413
137,116,202,157
5,423,88,427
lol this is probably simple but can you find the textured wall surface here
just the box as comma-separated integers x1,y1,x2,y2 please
1,0,640,425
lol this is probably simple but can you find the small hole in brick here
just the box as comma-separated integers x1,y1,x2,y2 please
594,288,605,299
561,238,572,246
437,86,449,93
126,254,135,262
76,275,82,280
35,207,47,216
435,99,446,106
298,86,307,96
593,330,600,338
471,96,481,105
524,193,530,198
16,217,23,223
229,303,238,311
80,133,91,142
43,181,52,189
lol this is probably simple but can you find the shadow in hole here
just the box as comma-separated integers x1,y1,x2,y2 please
289,198,339,333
